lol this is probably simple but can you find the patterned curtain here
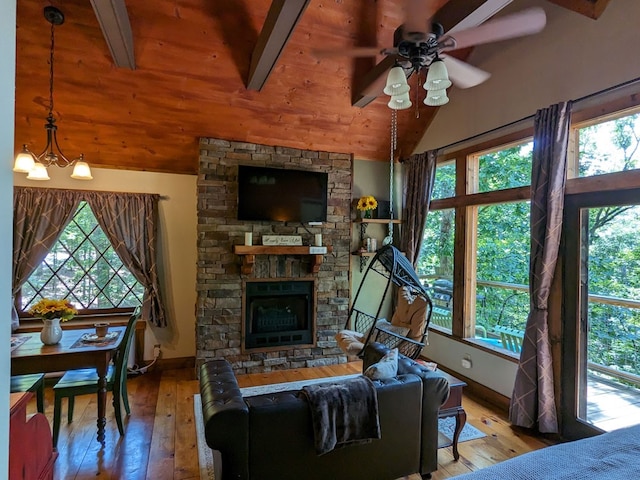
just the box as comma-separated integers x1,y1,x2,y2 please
400,150,437,267
85,191,167,328
509,101,572,433
13,187,80,295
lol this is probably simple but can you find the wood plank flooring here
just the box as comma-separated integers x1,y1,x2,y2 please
23,362,554,479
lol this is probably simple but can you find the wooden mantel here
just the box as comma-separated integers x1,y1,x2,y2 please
233,245,333,275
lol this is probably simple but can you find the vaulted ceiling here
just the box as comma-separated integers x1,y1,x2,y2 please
14,0,610,175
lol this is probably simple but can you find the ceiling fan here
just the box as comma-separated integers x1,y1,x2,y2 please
315,0,547,106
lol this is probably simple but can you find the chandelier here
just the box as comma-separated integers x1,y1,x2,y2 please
383,55,451,110
13,6,92,181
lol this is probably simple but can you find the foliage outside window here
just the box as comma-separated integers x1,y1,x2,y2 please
19,201,144,315
477,142,533,193
577,112,640,178
431,161,455,200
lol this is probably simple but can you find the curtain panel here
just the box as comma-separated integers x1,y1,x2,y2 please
509,101,573,433
12,187,167,328
400,149,437,267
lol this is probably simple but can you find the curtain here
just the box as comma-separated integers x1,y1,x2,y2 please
85,191,167,327
400,149,437,267
509,101,572,433
12,187,167,328
13,187,80,295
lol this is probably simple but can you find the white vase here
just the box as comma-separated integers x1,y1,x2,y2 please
40,318,63,345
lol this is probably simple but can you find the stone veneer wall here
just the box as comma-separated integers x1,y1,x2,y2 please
196,137,352,374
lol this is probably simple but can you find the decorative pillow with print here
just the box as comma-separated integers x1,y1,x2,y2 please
364,348,398,380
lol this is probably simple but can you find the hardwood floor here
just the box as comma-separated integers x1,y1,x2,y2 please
24,362,554,479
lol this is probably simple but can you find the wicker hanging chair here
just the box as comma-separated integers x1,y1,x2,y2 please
338,245,433,359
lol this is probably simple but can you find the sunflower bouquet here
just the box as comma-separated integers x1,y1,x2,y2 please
357,195,378,218
29,298,78,321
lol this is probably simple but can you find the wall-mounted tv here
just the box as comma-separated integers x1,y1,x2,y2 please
237,165,328,223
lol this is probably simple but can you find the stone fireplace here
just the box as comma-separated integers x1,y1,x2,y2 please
196,137,352,373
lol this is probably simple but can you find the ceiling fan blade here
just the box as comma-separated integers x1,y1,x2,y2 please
447,0,514,34
311,47,394,59
442,55,491,89
402,0,430,42
439,7,546,52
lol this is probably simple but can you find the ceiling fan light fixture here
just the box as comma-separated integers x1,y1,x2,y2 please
424,58,452,90
383,66,410,96
388,92,412,110
424,89,450,107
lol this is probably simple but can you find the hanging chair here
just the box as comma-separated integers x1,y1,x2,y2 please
337,245,433,359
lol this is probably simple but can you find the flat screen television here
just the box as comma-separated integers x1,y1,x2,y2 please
237,165,328,223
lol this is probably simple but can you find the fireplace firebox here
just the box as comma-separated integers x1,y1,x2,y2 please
244,280,314,349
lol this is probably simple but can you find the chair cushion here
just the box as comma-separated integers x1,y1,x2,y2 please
391,287,429,340
335,330,365,355
54,365,115,390
364,348,398,380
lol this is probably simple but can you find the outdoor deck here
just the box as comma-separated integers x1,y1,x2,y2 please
587,374,640,431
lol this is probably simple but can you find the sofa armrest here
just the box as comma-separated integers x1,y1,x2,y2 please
200,359,250,480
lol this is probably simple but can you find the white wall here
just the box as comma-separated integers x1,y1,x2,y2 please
415,0,640,395
13,169,198,361
1,1,16,476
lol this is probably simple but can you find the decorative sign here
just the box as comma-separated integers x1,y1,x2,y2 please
262,235,303,246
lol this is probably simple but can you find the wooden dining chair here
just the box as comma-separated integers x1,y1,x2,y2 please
52,309,140,447
10,373,45,413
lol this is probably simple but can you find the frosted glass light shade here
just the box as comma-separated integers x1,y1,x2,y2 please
388,92,412,110
424,89,450,106
13,147,35,173
71,160,93,180
383,66,410,96
424,59,452,90
26,162,50,180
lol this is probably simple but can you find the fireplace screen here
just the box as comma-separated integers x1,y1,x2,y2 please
245,281,313,349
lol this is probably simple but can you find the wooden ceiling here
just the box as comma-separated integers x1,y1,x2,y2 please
14,0,609,175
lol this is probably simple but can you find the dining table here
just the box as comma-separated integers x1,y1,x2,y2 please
11,326,126,446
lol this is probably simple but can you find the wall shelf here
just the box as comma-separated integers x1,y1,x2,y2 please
352,218,402,272
233,245,333,275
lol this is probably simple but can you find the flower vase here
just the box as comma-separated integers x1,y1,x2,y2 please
364,210,372,219
40,318,63,345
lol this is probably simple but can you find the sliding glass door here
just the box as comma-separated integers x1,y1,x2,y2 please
562,189,640,438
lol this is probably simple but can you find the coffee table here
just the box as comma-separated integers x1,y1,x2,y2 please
437,370,467,460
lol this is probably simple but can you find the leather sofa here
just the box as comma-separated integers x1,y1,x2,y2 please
199,342,450,480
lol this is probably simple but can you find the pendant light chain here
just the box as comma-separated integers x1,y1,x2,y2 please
48,20,55,118
388,109,397,241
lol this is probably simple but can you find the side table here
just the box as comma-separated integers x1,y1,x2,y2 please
437,370,467,461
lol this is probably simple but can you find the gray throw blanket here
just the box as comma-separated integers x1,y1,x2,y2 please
301,375,381,455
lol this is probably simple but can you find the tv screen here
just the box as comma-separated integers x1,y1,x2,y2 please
237,165,328,223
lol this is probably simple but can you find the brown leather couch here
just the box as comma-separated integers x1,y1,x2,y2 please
199,342,449,480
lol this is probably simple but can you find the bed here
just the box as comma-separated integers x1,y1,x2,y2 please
453,424,640,479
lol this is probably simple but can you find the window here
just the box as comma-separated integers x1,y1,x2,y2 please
19,201,144,315
419,140,532,353
576,110,640,178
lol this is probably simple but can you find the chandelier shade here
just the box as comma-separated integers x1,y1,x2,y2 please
423,89,450,106
383,66,410,96
424,58,452,91
387,92,412,110
14,6,92,181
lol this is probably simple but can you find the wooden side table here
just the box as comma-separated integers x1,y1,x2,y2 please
437,371,467,461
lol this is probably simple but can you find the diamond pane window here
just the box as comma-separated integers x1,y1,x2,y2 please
20,201,144,313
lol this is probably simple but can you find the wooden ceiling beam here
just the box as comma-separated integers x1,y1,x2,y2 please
352,55,399,108
90,0,135,69
247,0,310,91
545,0,611,20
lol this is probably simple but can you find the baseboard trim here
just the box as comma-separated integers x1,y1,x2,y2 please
428,361,511,413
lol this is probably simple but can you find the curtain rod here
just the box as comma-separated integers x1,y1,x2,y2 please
434,75,640,154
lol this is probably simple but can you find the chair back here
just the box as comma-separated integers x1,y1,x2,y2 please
114,308,141,385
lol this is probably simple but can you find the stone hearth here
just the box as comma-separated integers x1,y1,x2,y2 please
196,138,352,374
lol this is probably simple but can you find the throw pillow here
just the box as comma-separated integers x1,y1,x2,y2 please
364,348,398,380
375,318,410,337
335,330,365,356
